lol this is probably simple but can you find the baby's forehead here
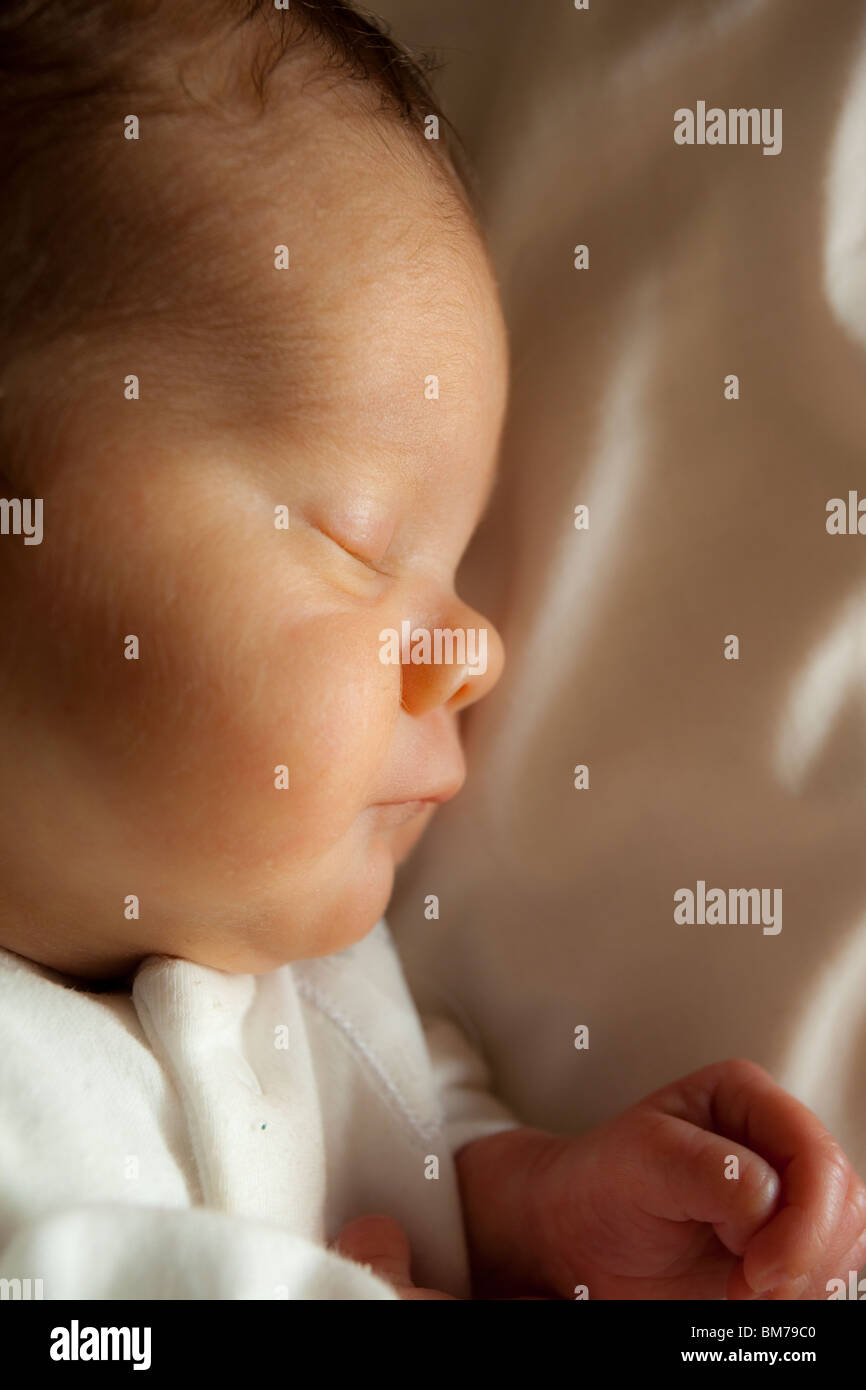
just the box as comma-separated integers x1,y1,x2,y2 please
198,141,506,487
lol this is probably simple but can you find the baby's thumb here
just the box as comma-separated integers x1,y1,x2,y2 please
332,1213,414,1290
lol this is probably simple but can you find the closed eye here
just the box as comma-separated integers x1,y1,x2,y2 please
321,528,394,579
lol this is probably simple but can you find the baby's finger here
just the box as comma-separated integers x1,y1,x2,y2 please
622,1109,780,1255
332,1213,414,1289
742,1160,863,1295
734,1171,866,1300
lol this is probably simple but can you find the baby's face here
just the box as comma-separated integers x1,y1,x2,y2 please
0,103,507,978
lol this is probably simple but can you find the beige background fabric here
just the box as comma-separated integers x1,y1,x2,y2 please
378,0,866,1175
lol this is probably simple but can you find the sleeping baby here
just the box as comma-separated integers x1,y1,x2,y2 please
0,0,864,1301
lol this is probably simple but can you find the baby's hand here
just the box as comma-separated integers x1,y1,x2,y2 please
332,1214,457,1300
456,1060,866,1300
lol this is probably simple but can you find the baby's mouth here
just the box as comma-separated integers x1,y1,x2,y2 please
367,799,438,828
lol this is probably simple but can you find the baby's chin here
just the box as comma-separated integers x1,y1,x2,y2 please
253,803,436,968
363,799,438,864
207,817,424,973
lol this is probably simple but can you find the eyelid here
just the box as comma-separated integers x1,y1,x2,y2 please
326,505,396,565
338,538,388,574
319,525,394,579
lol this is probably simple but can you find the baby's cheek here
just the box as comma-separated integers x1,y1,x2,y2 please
78,606,394,889
189,606,400,869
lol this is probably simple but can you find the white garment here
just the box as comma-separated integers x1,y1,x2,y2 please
0,920,518,1300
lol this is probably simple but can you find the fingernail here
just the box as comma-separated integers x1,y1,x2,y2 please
748,1267,787,1293
750,1266,808,1296
763,1274,809,1300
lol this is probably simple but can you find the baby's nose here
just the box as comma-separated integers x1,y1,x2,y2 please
399,608,505,718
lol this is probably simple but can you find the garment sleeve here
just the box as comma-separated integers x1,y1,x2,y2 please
420,1012,523,1156
0,1205,399,1300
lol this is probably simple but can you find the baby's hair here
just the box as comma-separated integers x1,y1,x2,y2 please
0,0,480,374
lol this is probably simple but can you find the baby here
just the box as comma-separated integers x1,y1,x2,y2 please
0,0,864,1302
